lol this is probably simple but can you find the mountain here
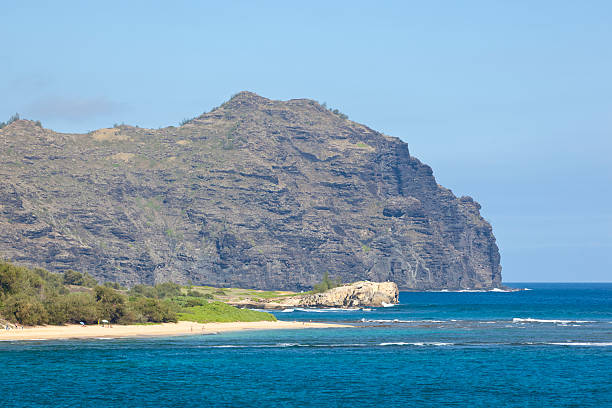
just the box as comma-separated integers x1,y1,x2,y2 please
0,92,502,290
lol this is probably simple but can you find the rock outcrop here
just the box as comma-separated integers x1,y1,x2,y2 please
229,281,399,309
0,92,502,290
288,281,398,308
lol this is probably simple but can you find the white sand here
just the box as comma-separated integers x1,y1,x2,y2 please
0,320,349,341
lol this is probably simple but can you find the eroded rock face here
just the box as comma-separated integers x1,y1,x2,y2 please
287,281,399,308
0,92,502,290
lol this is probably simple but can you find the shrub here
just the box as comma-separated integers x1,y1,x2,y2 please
103,281,125,290
187,289,204,297
0,262,51,299
94,285,127,323
313,272,342,293
45,293,99,325
3,296,48,325
129,297,177,323
0,113,20,129
155,282,181,298
179,117,195,126
129,284,158,298
63,270,84,286
183,297,207,307
318,103,349,120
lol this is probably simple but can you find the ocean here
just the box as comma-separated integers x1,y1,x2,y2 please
1,283,610,407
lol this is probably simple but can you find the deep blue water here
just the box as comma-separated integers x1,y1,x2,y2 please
1,283,611,407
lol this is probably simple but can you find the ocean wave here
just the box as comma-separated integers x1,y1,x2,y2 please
546,342,612,347
319,343,367,347
512,318,595,324
209,343,367,348
364,319,445,323
210,345,248,348
428,288,520,293
379,342,453,346
489,288,519,292
201,341,612,349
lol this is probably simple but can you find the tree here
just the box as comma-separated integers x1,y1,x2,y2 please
4,296,48,325
63,270,84,286
313,272,342,293
94,286,127,323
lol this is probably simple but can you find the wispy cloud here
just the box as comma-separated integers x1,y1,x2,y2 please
25,96,124,122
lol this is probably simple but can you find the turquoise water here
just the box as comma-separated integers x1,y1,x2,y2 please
1,283,611,407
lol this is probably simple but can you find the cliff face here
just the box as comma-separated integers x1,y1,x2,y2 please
0,92,502,290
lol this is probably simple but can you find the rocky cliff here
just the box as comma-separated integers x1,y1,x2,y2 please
0,92,502,290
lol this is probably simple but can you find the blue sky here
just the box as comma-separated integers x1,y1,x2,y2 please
2,1,610,282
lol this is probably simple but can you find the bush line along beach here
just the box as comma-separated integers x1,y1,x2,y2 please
0,261,344,340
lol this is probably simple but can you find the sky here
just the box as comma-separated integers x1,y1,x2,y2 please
1,1,610,282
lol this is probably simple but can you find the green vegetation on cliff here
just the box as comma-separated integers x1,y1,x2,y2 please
0,261,275,326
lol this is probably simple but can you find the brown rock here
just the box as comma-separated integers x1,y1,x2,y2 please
286,281,399,308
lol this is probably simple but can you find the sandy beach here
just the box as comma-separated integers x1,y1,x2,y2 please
0,320,349,341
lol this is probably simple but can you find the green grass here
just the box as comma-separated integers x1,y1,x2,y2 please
244,290,288,299
177,301,277,323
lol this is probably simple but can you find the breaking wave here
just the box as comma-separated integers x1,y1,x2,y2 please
379,342,453,346
512,318,595,324
545,342,612,347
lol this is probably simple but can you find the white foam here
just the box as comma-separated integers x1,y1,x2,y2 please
512,318,594,324
546,342,612,347
211,345,247,348
381,302,396,308
209,343,368,348
379,342,452,346
281,309,294,313
365,319,445,323
429,288,520,293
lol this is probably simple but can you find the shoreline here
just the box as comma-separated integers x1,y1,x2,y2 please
0,320,349,341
